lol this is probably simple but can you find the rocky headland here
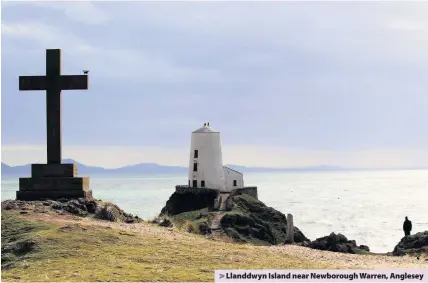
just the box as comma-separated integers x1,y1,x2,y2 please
157,187,383,255
158,188,309,245
157,187,428,258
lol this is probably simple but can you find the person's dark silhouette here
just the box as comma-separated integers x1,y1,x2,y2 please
403,216,412,236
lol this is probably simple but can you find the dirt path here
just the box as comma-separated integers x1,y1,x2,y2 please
269,245,428,269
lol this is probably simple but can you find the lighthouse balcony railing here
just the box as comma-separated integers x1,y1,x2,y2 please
175,185,258,199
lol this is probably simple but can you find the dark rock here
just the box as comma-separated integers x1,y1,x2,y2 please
94,202,142,223
198,222,210,235
224,227,247,243
3,204,16,210
359,245,370,252
393,246,405,256
294,227,309,243
303,232,370,254
1,198,142,224
159,218,173,227
220,195,310,245
151,217,174,228
391,231,428,256
124,217,135,224
160,187,219,216
63,205,87,217
68,199,87,211
84,200,97,214
221,213,277,244
337,233,348,242
2,239,38,256
95,204,122,222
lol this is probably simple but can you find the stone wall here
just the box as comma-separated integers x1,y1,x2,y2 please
175,185,219,195
230,186,258,199
176,185,258,199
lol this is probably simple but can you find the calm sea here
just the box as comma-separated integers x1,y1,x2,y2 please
2,170,427,253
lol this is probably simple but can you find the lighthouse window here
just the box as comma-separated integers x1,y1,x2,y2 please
194,150,198,158
193,163,198,172
188,180,190,186
193,180,197,187
201,180,205,187
233,180,237,186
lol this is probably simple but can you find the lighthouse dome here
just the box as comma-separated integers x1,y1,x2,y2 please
192,124,219,133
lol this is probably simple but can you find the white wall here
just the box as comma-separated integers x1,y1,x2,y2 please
223,166,244,191
188,126,225,190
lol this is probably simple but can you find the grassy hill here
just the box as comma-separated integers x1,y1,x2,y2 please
3,199,425,282
1,208,333,282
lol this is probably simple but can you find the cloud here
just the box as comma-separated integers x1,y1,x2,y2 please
2,2,428,168
1,20,227,83
1,21,89,50
386,19,428,32
1,1,111,25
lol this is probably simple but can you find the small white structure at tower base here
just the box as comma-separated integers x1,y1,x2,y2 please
223,166,244,191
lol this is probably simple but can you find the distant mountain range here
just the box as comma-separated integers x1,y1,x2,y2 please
1,158,350,176
2,159,426,176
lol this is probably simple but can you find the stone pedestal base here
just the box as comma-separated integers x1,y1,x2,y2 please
16,163,91,201
31,163,78,177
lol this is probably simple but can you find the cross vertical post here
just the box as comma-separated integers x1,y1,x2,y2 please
18,48,88,164
46,49,62,164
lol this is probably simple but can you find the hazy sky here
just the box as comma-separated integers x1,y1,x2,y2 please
1,1,428,168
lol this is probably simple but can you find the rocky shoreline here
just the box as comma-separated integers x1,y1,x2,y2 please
157,189,427,257
2,196,426,258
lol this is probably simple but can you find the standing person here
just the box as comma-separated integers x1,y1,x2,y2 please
403,216,412,237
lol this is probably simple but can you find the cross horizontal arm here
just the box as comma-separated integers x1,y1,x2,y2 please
19,76,46,91
60,75,88,90
19,75,88,91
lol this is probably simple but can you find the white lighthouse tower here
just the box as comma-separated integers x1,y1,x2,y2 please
188,123,244,192
188,123,226,190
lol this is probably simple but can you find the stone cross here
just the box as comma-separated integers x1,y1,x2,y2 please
19,49,88,164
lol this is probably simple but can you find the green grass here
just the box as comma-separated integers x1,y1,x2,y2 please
169,209,213,234
1,210,335,282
